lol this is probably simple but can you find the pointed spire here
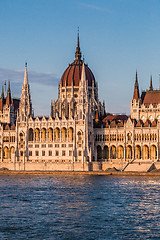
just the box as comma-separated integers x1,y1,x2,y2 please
7,80,10,94
75,28,81,60
133,70,140,100
6,81,12,105
81,62,86,83
149,75,153,91
1,85,4,100
23,62,28,85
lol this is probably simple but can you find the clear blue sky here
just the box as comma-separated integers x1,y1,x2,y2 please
0,0,160,116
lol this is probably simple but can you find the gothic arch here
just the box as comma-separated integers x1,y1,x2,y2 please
3,146,9,159
103,145,109,159
97,145,102,160
150,145,157,160
126,145,132,159
41,128,46,142
48,128,53,142
118,145,124,159
35,128,40,142
68,127,74,142
135,145,141,159
77,131,82,141
110,145,116,159
10,146,15,161
28,128,34,141
54,128,60,142
19,132,24,142
143,145,149,160
61,127,67,142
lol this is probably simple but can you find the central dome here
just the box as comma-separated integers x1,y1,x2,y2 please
61,34,95,87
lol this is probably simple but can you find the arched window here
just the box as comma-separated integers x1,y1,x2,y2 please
48,128,53,142
35,128,40,142
41,128,46,142
78,131,82,141
29,128,33,141
68,127,74,142
61,128,67,142
54,128,60,142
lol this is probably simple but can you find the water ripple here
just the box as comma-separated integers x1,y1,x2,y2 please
0,175,160,239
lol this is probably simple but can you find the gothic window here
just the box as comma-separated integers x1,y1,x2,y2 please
49,151,52,156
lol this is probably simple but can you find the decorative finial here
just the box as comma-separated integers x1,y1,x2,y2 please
25,62,27,68
75,28,81,60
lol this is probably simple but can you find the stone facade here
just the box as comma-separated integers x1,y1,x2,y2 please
1,35,160,172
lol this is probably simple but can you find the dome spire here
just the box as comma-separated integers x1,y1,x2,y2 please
75,28,81,60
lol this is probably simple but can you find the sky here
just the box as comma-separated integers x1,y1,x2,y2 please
0,0,160,116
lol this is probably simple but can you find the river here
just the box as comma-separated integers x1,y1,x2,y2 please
0,174,159,239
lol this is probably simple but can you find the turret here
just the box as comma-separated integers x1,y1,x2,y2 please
131,71,141,120
133,71,140,100
18,63,32,121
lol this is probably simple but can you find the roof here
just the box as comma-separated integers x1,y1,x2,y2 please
61,60,95,87
142,90,160,105
103,114,128,122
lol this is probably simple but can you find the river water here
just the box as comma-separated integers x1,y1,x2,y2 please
0,174,160,240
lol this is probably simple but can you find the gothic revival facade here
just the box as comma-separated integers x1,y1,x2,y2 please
0,35,160,172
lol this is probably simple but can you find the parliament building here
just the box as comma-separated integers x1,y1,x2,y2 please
0,34,160,172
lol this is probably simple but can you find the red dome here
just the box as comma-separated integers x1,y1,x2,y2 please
61,59,95,87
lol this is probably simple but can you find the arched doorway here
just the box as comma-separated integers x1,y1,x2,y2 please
126,145,132,159
97,145,102,160
10,147,15,162
143,145,149,159
135,145,141,159
103,145,109,160
3,146,9,159
110,145,116,159
150,145,157,160
118,145,124,159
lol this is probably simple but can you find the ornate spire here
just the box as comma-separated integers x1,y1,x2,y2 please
149,75,153,91
1,85,4,100
75,29,81,60
81,62,86,83
23,62,28,85
6,81,12,105
133,71,140,100
7,80,10,94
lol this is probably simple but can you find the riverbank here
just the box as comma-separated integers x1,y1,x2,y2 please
0,170,160,176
